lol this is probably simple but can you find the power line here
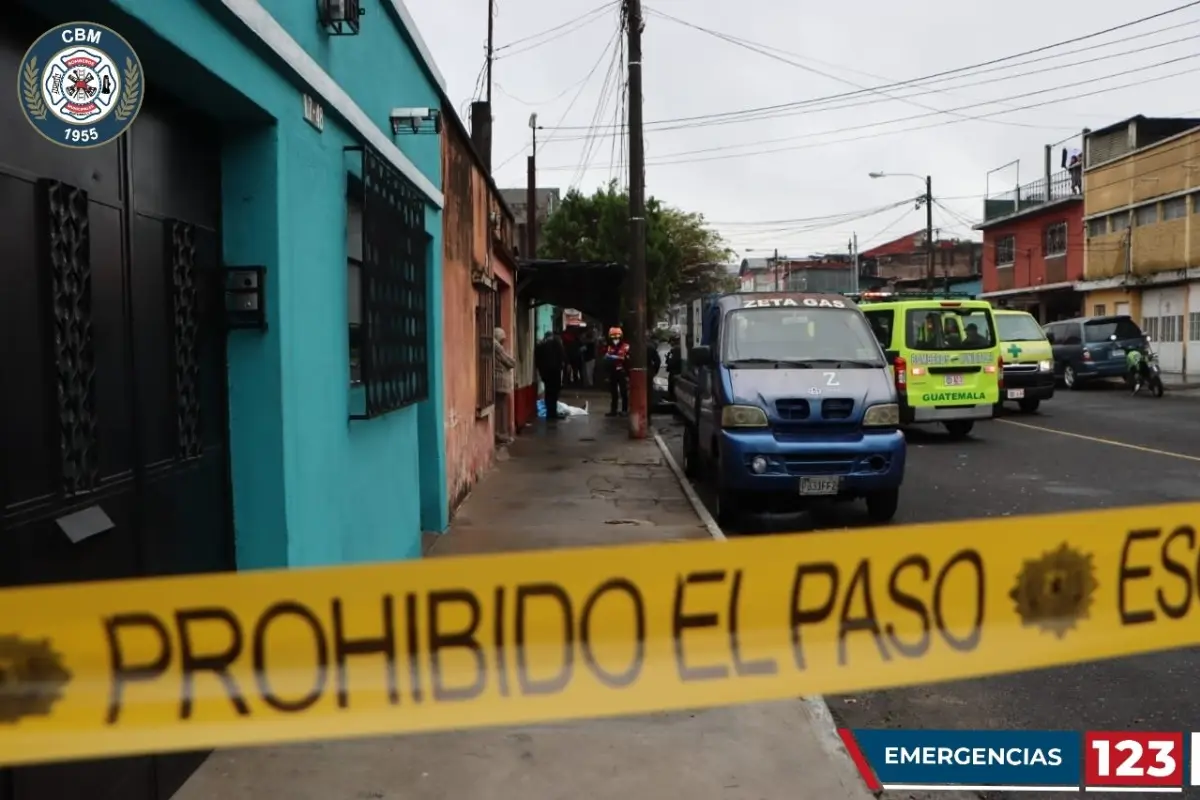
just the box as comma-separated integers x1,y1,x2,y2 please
489,28,621,173
494,1,617,57
537,58,1200,170
570,16,626,189
643,7,1067,131
542,35,1200,146
541,1,1200,131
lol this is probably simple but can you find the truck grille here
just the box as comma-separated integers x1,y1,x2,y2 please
1003,363,1039,373
775,399,810,420
784,454,856,475
821,398,854,419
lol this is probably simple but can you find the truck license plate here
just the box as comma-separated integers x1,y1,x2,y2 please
1007,388,1025,399
944,374,964,386
1111,348,1124,357
799,476,840,496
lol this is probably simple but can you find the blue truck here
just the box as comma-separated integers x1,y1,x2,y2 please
673,292,907,529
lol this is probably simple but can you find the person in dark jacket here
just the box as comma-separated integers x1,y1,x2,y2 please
535,331,567,420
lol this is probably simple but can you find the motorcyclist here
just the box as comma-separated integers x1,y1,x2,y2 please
1126,341,1151,392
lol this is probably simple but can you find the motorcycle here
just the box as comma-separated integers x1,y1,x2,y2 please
1127,346,1165,398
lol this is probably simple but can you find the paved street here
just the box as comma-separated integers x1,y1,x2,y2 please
657,383,1200,800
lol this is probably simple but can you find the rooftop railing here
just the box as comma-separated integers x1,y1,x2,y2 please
983,169,1076,222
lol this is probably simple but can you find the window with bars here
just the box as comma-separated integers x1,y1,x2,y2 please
347,184,364,384
1163,196,1187,221
1134,204,1158,227
1044,222,1067,257
1093,304,1106,317
476,284,496,411
1189,312,1200,341
1111,212,1131,232
1087,217,1108,237
346,144,430,419
995,235,1015,266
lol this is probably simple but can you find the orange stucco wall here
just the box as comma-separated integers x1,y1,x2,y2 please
440,120,518,515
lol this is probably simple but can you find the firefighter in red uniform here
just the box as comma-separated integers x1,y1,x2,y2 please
603,326,631,416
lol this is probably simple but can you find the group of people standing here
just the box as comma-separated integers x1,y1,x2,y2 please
535,324,677,419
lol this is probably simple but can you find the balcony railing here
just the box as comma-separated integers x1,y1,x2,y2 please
983,170,1075,222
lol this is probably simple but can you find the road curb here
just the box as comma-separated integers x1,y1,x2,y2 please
652,432,876,799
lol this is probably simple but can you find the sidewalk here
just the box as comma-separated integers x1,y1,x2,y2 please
173,391,874,800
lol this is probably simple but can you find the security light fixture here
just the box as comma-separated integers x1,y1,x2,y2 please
318,0,364,35
390,107,441,135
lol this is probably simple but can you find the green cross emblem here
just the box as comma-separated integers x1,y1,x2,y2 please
1006,343,1022,359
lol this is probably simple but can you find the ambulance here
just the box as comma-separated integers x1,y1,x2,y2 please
852,292,1003,439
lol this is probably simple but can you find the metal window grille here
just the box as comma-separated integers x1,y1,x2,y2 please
995,235,1015,266
1044,222,1067,257
39,179,98,495
476,285,496,411
346,144,430,419
1189,312,1200,341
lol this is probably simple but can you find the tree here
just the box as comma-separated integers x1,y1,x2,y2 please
538,182,735,323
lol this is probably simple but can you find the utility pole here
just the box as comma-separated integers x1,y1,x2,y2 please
485,0,494,105
924,174,934,290
526,114,537,258
851,233,859,293
773,247,779,291
625,0,648,439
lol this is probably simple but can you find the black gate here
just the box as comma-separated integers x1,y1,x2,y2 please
0,19,233,800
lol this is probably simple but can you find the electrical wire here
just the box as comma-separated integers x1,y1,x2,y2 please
494,1,618,59
570,28,625,189
489,28,621,174
643,7,1069,132
536,58,1200,170
542,37,1200,147
541,1,1200,131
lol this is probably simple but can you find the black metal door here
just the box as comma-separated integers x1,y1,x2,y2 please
0,19,233,800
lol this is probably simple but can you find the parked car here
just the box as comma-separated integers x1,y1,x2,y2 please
1042,315,1147,390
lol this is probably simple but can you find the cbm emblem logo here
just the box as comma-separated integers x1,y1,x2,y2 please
18,22,144,148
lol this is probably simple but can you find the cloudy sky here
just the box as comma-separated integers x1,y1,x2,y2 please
406,0,1200,260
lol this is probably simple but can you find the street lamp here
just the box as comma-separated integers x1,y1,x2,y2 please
870,171,935,289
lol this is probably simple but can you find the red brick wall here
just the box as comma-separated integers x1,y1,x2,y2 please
981,203,1084,294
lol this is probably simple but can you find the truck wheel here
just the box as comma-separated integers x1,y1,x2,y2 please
865,489,899,523
682,424,701,478
944,420,974,439
1018,398,1041,413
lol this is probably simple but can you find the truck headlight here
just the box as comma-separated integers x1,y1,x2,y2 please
862,403,900,427
721,405,768,428
1038,360,1052,372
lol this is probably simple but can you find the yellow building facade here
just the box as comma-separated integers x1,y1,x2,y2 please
1080,117,1200,376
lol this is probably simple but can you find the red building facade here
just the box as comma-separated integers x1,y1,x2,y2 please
978,190,1085,323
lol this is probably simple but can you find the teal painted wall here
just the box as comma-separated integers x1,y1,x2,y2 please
104,0,446,566
535,304,556,338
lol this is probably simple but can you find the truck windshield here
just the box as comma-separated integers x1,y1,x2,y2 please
995,314,1045,342
905,307,996,351
722,307,884,366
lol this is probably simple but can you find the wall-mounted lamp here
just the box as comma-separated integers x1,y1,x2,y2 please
389,107,441,135
318,0,364,35
225,267,267,330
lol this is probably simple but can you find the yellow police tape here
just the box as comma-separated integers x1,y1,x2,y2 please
2,503,1199,767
